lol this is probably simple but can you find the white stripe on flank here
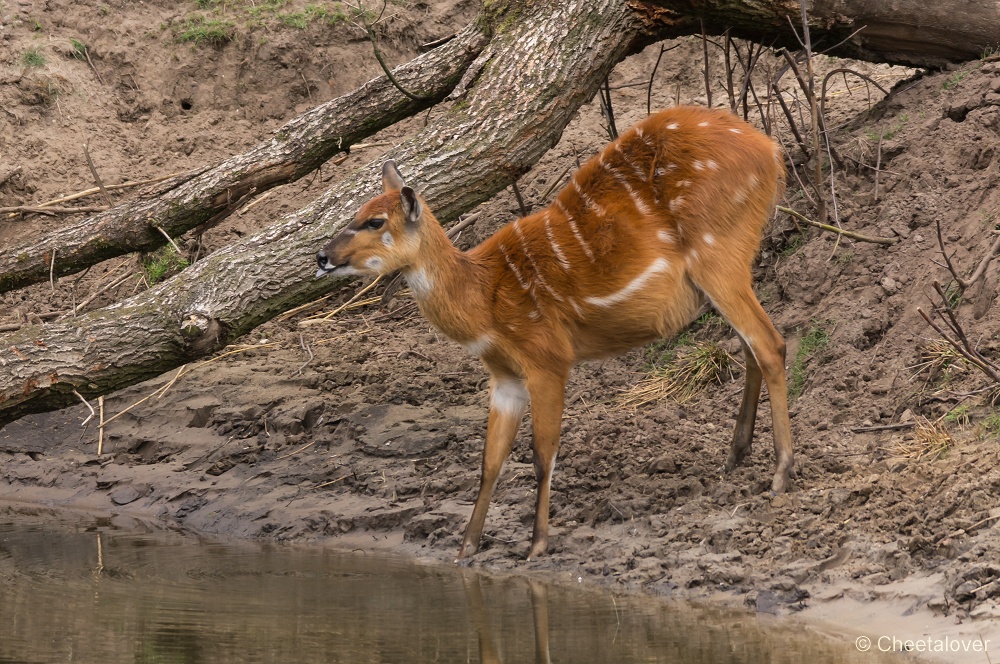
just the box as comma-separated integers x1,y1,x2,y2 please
514,220,564,301
572,179,607,217
499,242,531,291
657,230,674,244
604,163,652,216
554,199,595,262
703,233,715,245
729,128,742,134
584,258,670,308
543,212,572,271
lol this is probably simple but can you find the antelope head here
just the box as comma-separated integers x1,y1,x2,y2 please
316,160,425,279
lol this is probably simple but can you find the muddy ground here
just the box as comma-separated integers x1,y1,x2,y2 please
2,1,1000,659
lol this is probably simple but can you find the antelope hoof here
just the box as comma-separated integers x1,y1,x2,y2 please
527,538,548,561
456,539,479,561
770,469,792,494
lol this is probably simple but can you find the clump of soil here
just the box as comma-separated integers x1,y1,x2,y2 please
3,1,1000,655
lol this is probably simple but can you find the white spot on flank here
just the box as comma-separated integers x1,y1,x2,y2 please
706,160,719,171
693,160,704,171
698,121,709,127
675,179,691,188
733,188,748,204
405,267,434,298
529,309,542,321
657,230,674,244
687,249,699,265
666,122,679,130
584,258,670,308
461,334,493,357
669,196,685,212
703,233,715,245
491,378,529,415
729,128,742,134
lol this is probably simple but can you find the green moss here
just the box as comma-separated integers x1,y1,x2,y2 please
142,245,190,285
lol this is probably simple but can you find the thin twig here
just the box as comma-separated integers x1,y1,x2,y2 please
60,270,135,320
49,249,57,292
153,225,183,255
1,205,109,216
936,218,1000,290
511,181,530,217
97,396,105,455
74,389,96,426
777,206,896,244
700,20,713,107
83,138,113,207
647,44,675,116
292,332,314,376
83,46,106,85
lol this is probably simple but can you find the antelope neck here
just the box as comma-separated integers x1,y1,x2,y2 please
403,227,487,343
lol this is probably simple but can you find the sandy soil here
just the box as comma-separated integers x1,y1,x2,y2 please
2,2,1000,660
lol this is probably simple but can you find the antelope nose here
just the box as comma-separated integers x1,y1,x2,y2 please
316,251,329,270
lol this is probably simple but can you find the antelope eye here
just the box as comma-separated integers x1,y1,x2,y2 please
364,218,385,230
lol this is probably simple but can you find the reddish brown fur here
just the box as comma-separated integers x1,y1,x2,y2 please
318,106,792,560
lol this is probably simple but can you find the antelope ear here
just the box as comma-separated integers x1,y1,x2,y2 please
400,186,422,226
382,160,406,192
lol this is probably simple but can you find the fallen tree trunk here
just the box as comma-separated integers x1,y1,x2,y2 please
0,22,488,294
6,0,1000,428
636,0,1000,67
0,0,642,427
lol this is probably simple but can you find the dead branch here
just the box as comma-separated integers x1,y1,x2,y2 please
935,218,1000,291
777,206,897,244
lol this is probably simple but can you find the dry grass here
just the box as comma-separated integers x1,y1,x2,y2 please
893,416,954,462
908,338,966,380
618,340,733,409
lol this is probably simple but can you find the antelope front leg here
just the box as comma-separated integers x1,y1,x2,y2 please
526,370,567,560
457,378,528,559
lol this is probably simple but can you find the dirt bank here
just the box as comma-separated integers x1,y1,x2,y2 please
2,2,1000,661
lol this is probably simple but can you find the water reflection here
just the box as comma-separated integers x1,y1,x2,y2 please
0,505,900,663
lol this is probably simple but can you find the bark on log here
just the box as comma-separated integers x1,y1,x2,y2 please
0,0,642,428
0,22,488,294
6,0,1000,428
634,0,1000,67
4,0,999,297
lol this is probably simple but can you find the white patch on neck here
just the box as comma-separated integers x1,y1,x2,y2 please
364,256,384,272
381,231,394,247
461,334,493,357
491,378,529,415
584,258,669,308
405,267,434,298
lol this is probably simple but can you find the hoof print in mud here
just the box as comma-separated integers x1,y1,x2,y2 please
348,403,472,458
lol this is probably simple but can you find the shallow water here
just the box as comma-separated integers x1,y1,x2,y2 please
0,505,904,664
